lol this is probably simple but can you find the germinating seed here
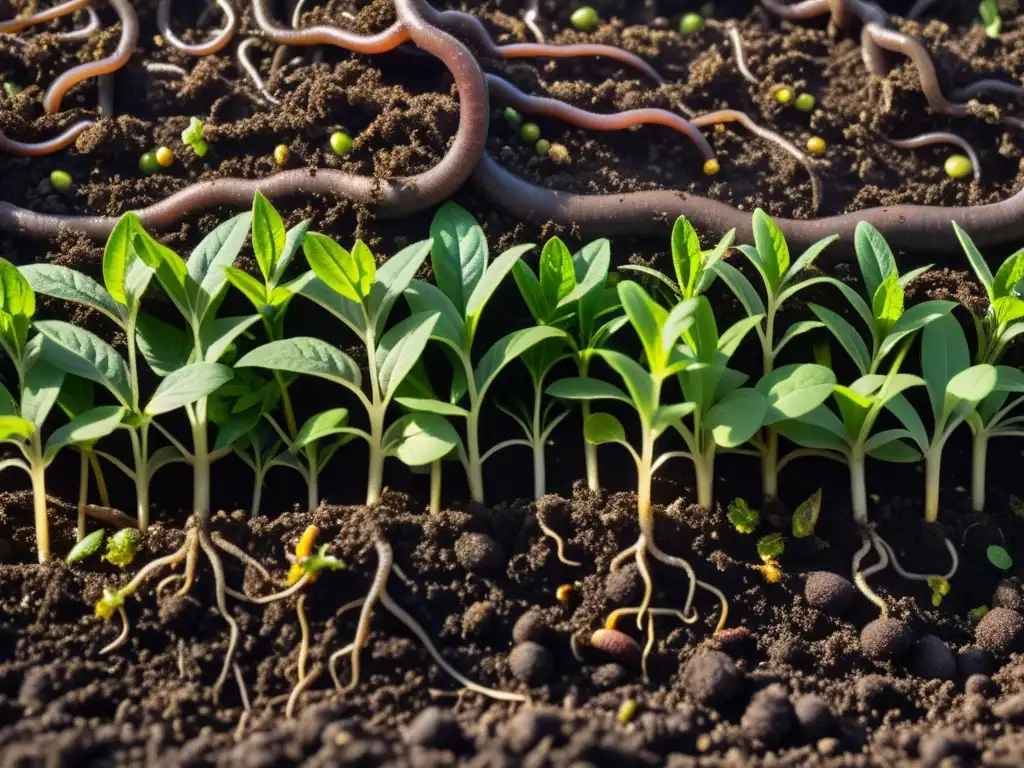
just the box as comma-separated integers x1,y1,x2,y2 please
3,81,21,98
49,170,73,191
570,6,600,33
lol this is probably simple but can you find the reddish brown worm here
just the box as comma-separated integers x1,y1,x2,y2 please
252,0,410,52
59,5,99,41
0,0,488,239
0,0,87,33
43,0,139,114
469,151,1024,255
887,132,981,183
158,0,236,57
0,120,93,156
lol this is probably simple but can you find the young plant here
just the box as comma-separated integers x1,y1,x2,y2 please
953,222,1024,364
236,235,450,505
711,208,839,498
57,377,115,539
507,235,625,496
965,366,1024,513
396,202,564,504
980,0,1002,38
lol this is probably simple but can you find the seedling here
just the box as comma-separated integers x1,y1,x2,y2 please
56,377,114,540
103,528,142,567
727,498,760,534
792,489,822,537
964,366,1024,512
713,209,839,498
755,533,785,583
979,0,1002,38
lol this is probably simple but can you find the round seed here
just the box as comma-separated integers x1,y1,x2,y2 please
535,139,551,157
273,144,290,165
503,106,523,126
570,6,600,33
139,152,160,175
944,154,973,179
329,131,353,156
520,122,541,143
703,158,721,176
680,13,704,36
795,93,816,112
774,87,793,105
806,136,827,155
49,170,73,191
155,146,174,167
590,628,641,667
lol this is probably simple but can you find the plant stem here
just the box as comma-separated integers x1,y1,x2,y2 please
89,451,111,508
130,428,151,532
192,400,211,521
637,427,654,522
430,460,442,515
466,408,485,504
971,431,988,513
763,302,775,378
761,428,779,500
924,446,942,523
695,449,716,509
251,470,264,516
366,414,385,505
77,450,89,541
850,448,869,525
29,440,49,563
578,358,600,492
532,382,545,499
307,461,319,511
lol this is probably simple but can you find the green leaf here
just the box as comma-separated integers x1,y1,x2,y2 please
34,320,131,406
871,275,904,336
19,264,121,323
988,544,1013,571
304,233,375,305
369,239,432,334
251,191,285,283
653,402,696,433
864,430,920,462
705,387,766,447
562,238,611,310
393,397,470,418
474,326,565,399
757,364,837,425
103,528,142,568
671,216,703,297
953,222,995,303
135,313,190,377
293,408,350,450
695,229,735,294
132,229,195,320
727,498,760,534
294,273,366,337
0,381,15,415
712,260,766,318
187,212,253,318
405,279,466,352
752,209,789,290
102,213,140,305
546,377,631,403
834,385,873,440
661,299,698,359
922,313,970,421
781,235,839,288
884,394,929,451
854,221,896,302
756,532,785,562
774,418,848,453
0,414,34,440
66,529,106,564
774,320,824,356
809,303,871,375
594,349,657,424
271,219,311,288
584,412,627,445
430,201,487,313
539,237,575,310
376,312,439,401
20,358,64,428
717,314,763,360
993,296,1024,326
45,405,125,459
618,281,669,371
145,362,233,416
201,314,260,364
382,412,459,466
57,375,94,419
980,0,1002,38
512,261,547,322
465,244,532,335
877,300,957,361
123,256,154,308
791,488,822,538
236,337,362,391
214,406,265,451
224,265,268,309
0,257,35,318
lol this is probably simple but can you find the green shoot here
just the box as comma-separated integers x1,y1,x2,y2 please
979,0,1002,38
965,366,1024,512
103,528,142,567
727,498,760,533
56,377,113,539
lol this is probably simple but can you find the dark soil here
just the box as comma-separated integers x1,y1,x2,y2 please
5,1,1024,766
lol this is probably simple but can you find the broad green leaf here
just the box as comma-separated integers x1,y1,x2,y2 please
376,313,439,401
546,377,631,403
757,364,837,425
688,297,720,363
135,313,190,377
251,191,285,283
899,265,932,288
791,489,821,538
993,296,1024,326
705,387,766,447
19,264,121,323
393,397,470,418
947,364,998,411
671,216,702,297
922,313,969,420
988,544,1013,571
512,261,547,322
661,299,698,357
430,201,487,313
695,229,735,294
0,382,17,415
465,244,532,335
871,275,904,336
405,278,466,353
35,320,131,406
727,498,760,534
993,249,1024,301
0,257,35,318
224,265,268,309
712,260,766,318
562,239,611,310
809,303,871,375
877,300,957,361
774,320,824,356
618,281,669,371
57,376,99,419
953,222,994,302
834,385,873,439
775,418,848,453
102,213,140,305
67,529,106,564
781,235,839,287
884,394,929,451
854,221,896,302
295,274,366,337
584,412,627,445
877,373,926,404
369,239,432,333
717,315,764,360
594,349,657,423
20,358,64,428
202,314,260,363
123,256,154,308
539,237,575,310
145,362,233,416
304,233,375,305
214,406,265,451
132,230,194,320
293,408,350,450
147,445,187,478
271,219,311,288
752,209,789,288
236,337,362,391
474,326,565,399
757,532,785,561
45,405,125,459
653,402,696,433
382,412,459,466
188,212,253,317
994,366,1024,393
0,414,34,440
864,431,920,462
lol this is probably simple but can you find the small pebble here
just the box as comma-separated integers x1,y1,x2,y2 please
17,668,48,712
740,684,794,746
454,532,506,574
503,708,563,754
909,635,956,680
509,642,553,686
860,617,914,661
993,693,1024,724
512,609,551,645
975,607,1024,655
682,651,742,706
919,731,974,767
965,673,997,697
957,646,991,678
605,564,642,604
403,707,463,749
711,626,753,657
794,694,835,741
590,663,628,689
461,601,496,639
817,737,840,756
992,578,1024,613
804,571,855,614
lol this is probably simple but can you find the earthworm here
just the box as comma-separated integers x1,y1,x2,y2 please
143,61,188,77
523,0,544,43
0,0,489,240
252,0,410,52
0,0,87,33
888,131,982,182
759,0,833,22
486,74,715,162
43,0,139,114
906,0,941,19
950,79,1024,106
727,25,759,85
237,38,281,105
0,119,92,156
58,5,98,41
469,151,1024,254
158,0,237,57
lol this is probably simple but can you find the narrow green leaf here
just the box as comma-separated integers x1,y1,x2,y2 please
187,212,253,317
752,209,789,289
19,264,121,323
757,364,837,425
717,314,763,360
546,377,631,403
202,314,261,363
465,244,532,334
712,260,766,318
430,201,487,313
993,250,1024,302
66,529,106,564
294,408,350,450
774,320,824,356
884,394,929,451
295,273,366,337
782,235,839,287
864,433,920,462
834,385,873,440
45,405,125,459
35,320,131,406
393,397,470,418
593,349,657,424
809,303,871,375
236,337,362,391
224,265,269,309
376,313,439,401
953,222,995,303
102,213,140,305
145,363,233,416
132,230,194,320
671,216,702,297
877,300,957,361
584,412,627,445
382,412,459,466
993,296,1024,326
871,275,904,336
562,238,611,310
513,261,547,322
791,489,822,538
695,229,735,294
405,279,466,352
251,191,285,283
539,237,575,310
474,326,565,399
271,219,311,288
20,358,64,428
303,233,375,305
619,280,669,371
214,406,265,451
369,239,432,334
774,418,848,453
854,221,896,302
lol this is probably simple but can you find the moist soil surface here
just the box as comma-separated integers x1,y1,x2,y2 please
4,1,1024,766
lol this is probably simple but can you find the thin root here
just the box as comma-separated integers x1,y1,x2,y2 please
100,605,130,654
536,506,581,567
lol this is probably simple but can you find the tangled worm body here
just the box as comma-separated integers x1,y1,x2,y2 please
0,0,88,33
158,0,236,57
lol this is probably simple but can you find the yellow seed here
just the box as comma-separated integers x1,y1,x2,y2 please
155,146,174,167
556,583,574,603
713,123,725,134
273,144,290,165
944,154,973,179
806,136,827,155
703,158,721,176
774,86,793,104
761,563,783,583
617,698,637,724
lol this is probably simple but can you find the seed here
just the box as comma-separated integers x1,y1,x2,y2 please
713,123,726,134
703,158,721,176
520,122,541,143
155,146,174,167
570,6,600,33
617,698,637,724
535,139,551,157
774,86,793,105
795,92,816,112
503,106,523,126
138,152,160,175
556,584,573,603
49,170,73,191
273,144,290,165
590,628,641,666
329,131,353,156
680,12,704,36
945,154,973,179
181,116,203,145
806,136,827,155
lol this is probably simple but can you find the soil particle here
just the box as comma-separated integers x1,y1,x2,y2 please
454,532,506,574
803,570,856,614
590,663,629,689
403,707,465,750
966,673,998,697
157,593,203,630
918,731,976,767
604,563,642,604
511,608,552,645
16,667,49,713
975,607,1024,655
957,646,993,678
461,601,498,639
909,635,957,681
508,641,554,686
681,650,742,707
855,675,903,711
993,693,1024,725
860,617,915,661
740,684,794,746
793,693,836,741
502,707,564,755
992,578,1024,613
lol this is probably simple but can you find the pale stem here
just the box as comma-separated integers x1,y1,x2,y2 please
578,358,600,492
637,427,655,522
429,460,442,515
192,400,212,520
307,459,319,511
89,451,111,507
762,427,779,500
850,447,869,525
695,447,716,509
924,444,942,523
971,431,988,513
763,301,776,378
129,426,151,531
30,439,49,563
251,469,264,516
532,381,545,499
127,313,140,413
465,408,485,504
77,450,89,541
365,414,385,505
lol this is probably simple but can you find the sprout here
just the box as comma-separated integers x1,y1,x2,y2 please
181,117,204,146
570,6,599,33
727,498,760,534
3,80,22,98
617,698,637,724
944,154,973,179
680,13,704,36
95,588,125,620
791,489,822,538
969,605,990,625
757,533,785,562
928,576,950,606
503,106,523,126
520,122,541,143
979,0,1002,38
67,529,106,564
329,131,353,156
988,545,1013,571
535,138,551,157
103,528,142,567
50,170,73,191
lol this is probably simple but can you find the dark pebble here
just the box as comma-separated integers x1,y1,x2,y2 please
856,675,901,710
508,642,553,686
975,607,1024,655
803,571,856,614
454,532,506,574
711,626,754,657
993,693,1024,724
993,578,1024,613
590,663,628,689
682,651,742,706
860,617,914,661
18,668,49,711
503,708,563,754
919,731,974,767
605,564,642,604
512,609,551,645
794,694,835,741
740,684,794,746
461,601,496,639
965,674,997,697
403,707,464,749
909,635,956,680
957,646,991,679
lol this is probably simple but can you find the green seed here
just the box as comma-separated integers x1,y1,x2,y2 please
617,698,637,724
3,81,22,98
503,106,523,127
66,529,105,564
330,131,353,156
570,6,600,33
774,87,793,105
795,93,816,112
680,12,704,36
49,170,73,191
139,152,160,175
944,154,973,179
535,139,551,157
520,122,541,143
